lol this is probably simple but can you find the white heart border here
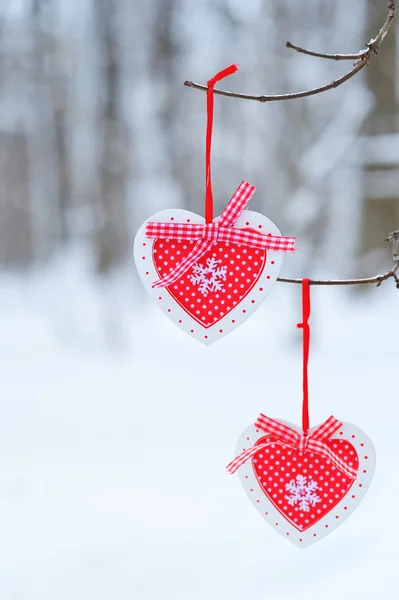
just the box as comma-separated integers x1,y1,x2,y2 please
134,208,284,345
235,419,376,548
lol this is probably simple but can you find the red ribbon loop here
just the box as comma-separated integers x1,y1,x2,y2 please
226,415,357,480
207,64,239,88
205,65,239,224
146,181,296,289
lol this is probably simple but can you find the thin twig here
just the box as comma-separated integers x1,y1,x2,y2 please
285,41,366,61
184,1,396,102
277,231,399,288
285,0,396,62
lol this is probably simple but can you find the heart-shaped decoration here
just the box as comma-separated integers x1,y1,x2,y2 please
234,419,375,548
134,208,285,345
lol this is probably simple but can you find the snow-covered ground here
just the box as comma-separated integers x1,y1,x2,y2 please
0,253,398,599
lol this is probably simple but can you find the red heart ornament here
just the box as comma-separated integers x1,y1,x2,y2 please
134,209,284,344
234,419,375,548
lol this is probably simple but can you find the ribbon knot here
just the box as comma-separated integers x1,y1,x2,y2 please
226,414,358,480
202,221,219,242
299,433,308,453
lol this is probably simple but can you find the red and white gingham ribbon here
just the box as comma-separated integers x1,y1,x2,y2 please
226,415,357,480
146,181,296,288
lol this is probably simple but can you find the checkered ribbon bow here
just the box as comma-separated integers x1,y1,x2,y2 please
146,181,296,289
226,415,357,480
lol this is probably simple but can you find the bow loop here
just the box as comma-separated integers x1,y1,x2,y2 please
146,181,296,289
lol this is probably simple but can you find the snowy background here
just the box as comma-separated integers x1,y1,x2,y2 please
1,259,398,600
0,1,398,599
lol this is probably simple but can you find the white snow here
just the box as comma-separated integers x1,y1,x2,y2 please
0,253,398,599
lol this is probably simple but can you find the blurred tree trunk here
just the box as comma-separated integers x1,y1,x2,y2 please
94,0,129,274
360,0,399,267
48,0,71,243
0,131,32,267
150,0,193,210
151,0,179,155
30,0,71,259
364,0,397,137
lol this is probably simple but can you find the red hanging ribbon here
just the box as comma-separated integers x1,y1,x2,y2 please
226,279,357,480
297,278,310,435
205,64,239,223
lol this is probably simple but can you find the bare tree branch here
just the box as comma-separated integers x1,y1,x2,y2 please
184,1,396,103
183,2,398,289
285,0,397,62
277,231,399,288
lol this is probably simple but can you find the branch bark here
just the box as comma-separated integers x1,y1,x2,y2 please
277,231,399,288
184,1,396,103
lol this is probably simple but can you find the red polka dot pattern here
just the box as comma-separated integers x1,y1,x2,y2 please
252,437,359,531
152,239,267,328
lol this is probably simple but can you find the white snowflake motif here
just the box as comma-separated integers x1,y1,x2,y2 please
189,257,227,296
284,474,321,512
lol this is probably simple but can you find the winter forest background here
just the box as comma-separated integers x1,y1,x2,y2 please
0,1,398,599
